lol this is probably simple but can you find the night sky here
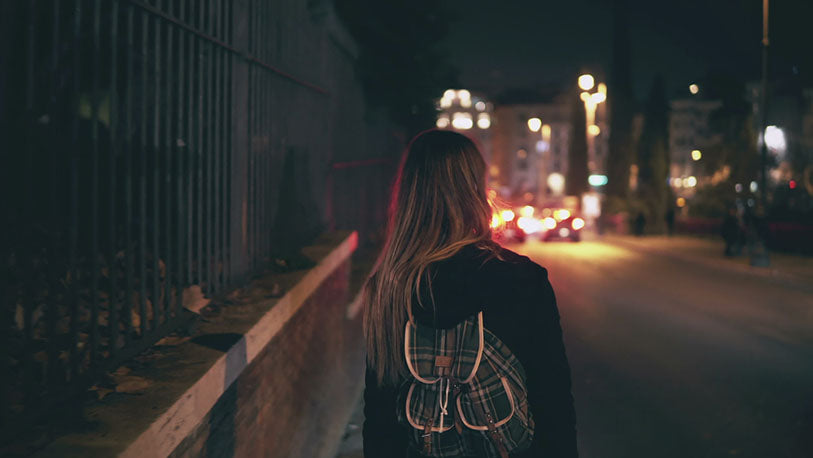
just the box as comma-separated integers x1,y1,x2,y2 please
444,0,813,100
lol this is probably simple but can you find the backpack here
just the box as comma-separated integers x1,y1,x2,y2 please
396,310,534,457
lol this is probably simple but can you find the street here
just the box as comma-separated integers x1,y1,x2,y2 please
519,237,813,458
335,237,813,458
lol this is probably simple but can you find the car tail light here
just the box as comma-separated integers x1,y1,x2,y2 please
490,213,502,229
572,217,585,230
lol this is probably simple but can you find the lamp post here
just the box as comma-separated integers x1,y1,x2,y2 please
750,0,771,267
578,74,606,175
528,118,552,202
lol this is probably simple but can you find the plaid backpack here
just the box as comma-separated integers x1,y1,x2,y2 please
397,310,534,457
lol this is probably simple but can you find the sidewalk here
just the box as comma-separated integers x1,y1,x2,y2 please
603,234,813,290
334,397,364,458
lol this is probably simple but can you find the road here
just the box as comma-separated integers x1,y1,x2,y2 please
517,237,813,458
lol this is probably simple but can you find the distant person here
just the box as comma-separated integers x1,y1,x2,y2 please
634,211,646,236
362,130,578,458
665,207,675,236
721,208,741,256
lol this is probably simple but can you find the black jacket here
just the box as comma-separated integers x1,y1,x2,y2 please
363,245,578,457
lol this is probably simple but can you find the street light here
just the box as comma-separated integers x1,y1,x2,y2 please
527,118,552,202
764,125,786,154
578,74,607,178
751,0,771,267
578,74,595,91
691,149,702,161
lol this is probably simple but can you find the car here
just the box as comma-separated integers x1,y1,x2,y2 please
541,209,585,242
491,209,527,243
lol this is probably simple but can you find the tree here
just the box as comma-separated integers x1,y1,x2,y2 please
702,75,761,188
566,92,589,196
688,74,761,218
334,0,459,137
605,0,635,206
636,75,670,233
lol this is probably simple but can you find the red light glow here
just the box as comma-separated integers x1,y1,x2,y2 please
789,180,797,189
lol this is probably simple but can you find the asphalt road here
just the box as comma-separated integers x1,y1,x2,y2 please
516,237,813,458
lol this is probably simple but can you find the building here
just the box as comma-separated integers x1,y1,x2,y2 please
435,89,494,165
668,97,722,197
491,97,569,201
489,88,609,204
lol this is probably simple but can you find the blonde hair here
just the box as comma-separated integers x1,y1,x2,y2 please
362,129,499,385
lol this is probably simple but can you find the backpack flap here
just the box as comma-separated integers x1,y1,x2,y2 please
403,382,455,432
404,312,484,383
455,375,516,430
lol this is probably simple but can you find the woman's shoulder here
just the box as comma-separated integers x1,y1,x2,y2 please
474,245,549,283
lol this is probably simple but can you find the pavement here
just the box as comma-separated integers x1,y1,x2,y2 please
335,234,813,458
602,234,813,290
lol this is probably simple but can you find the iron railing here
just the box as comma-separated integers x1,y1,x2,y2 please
0,0,398,442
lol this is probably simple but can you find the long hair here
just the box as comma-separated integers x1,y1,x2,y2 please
363,129,499,385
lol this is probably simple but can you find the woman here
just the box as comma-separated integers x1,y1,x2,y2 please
362,129,577,457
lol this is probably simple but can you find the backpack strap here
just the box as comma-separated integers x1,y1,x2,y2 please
452,382,464,434
407,299,416,326
471,400,509,458
486,415,509,458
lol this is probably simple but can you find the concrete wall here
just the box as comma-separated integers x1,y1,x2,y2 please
169,259,363,458
31,232,365,458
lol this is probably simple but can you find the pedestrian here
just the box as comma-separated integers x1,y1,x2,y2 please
721,207,739,256
362,129,578,458
634,211,646,236
665,206,675,236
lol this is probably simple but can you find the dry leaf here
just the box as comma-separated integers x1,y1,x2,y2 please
155,336,190,346
114,375,151,393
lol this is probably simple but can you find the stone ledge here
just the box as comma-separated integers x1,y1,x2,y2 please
34,231,358,458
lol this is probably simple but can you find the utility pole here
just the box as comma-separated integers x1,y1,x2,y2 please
751,0,771,267
759,0,770,207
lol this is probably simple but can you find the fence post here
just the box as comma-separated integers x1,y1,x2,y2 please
229,0,250,282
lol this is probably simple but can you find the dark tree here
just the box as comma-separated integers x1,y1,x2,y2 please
636,75,670,233
605,0,635,205
702,74,761,187
334,0,459,137
566,92,589,196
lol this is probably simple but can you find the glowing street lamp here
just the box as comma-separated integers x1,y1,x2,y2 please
578,74,606,178
764,125,786,154
691,149,702,161
578,74,595,91
527,117,542,132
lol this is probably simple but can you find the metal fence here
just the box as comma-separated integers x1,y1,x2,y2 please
0,0,398,441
